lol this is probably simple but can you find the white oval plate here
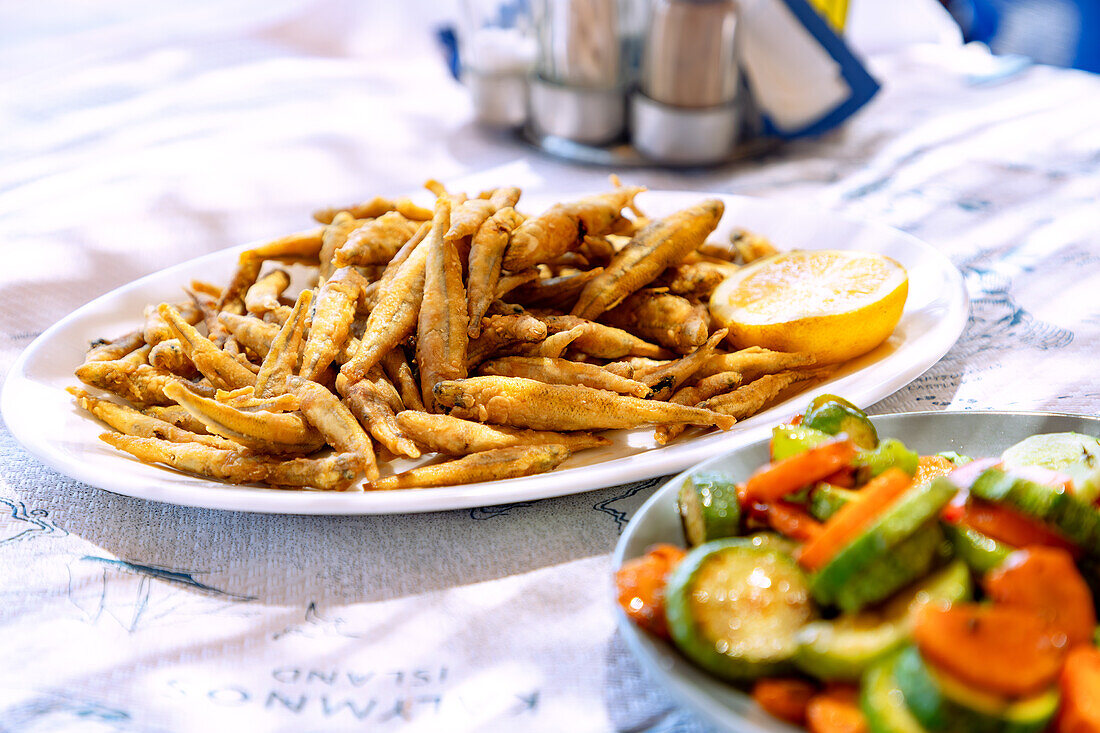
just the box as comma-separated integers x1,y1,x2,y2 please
612,410,1100,733
1,191,967,514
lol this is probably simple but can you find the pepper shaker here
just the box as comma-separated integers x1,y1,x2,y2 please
528,0,644,144
631,0,742,164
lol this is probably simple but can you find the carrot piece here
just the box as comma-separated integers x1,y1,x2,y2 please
822,466,856,488
768,502,824,543
983,547,1096,647
914,455,956,486
614,544,687,639
797,468,913,571
953,497,1080,555
743,439,858,504
913,604,1068,697
1058,646,1100,733
806,685,869,733
752,677,818,726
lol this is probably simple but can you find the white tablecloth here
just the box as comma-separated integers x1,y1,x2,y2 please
2,2,1099,731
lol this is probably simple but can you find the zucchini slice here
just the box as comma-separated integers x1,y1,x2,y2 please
970,468,1100,555
664,540,816,681
678,472,741,546
862,653,933,733
795,560,971,681
804,395,878,449
941,523,1012,574
855,439,920,482
1001,432,1100,504
894,646,1059,733
771,424,833,461
809,483,862,522
812,478,958,612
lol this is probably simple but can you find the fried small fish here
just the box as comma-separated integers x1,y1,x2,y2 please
434,376,736,432
367,444,571,490
572,199,723,320
602,290,709,355
395,411,609,455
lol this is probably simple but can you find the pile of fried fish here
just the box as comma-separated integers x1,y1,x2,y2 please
72,181,828,491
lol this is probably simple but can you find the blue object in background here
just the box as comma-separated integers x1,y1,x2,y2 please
947,0,1100,72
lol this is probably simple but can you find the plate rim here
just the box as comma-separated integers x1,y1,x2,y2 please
1,191,969,515
611,408,1100,733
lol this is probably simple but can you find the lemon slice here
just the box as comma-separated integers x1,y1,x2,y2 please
709,250,908,364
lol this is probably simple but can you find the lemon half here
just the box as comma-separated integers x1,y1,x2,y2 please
709,250,908,364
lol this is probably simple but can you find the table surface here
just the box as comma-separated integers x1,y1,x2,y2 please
2,2,1099,731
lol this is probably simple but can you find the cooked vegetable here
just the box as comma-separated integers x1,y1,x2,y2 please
744,439,859,505
861,653,932,733
768,503,824,543
773,424,834,462
895,645,1059,733
806,685,869,733
799,469,917,572
982,547,1096,648
678,472,741,546
912,604,1067,698
945,495,1080,554
854,439,920,482
1001,433,1100,504
942,523,1012,573
753,678,819,726
804,395,878,450
1058,646,1100,733
664,540,816,680
808,477,956,612
809,484,862,522
614,544,687,639
913,455,957,486
969,468,1100,555
794,560,971,681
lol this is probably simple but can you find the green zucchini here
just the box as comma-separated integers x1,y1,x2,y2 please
664,540,816,681
970,468,1100,555
812,477,958,612
862,653,933,733
743,531,801,557
1001,432,1100,504
855,439,920,482
936,451,972,466
795,560,971,681
678,472,741,546
771,424,833,461
804,395,878,449
894,646,1059,733
829,522,949,613
941,523,1012,574
809,483,862,522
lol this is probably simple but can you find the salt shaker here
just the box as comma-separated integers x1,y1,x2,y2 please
528,0,644,144
631,0,741,164
459,0,538,128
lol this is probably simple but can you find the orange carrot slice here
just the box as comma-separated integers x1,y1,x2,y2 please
913,604,1068,698
797,468,912,571
743,439,858,505
914,455,956,486
614,544,686,639
752,678,818,726
767,502,824,543
954,497,1080,555
806,685,869,733
983,547,1096,647
1058,646,1100,733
